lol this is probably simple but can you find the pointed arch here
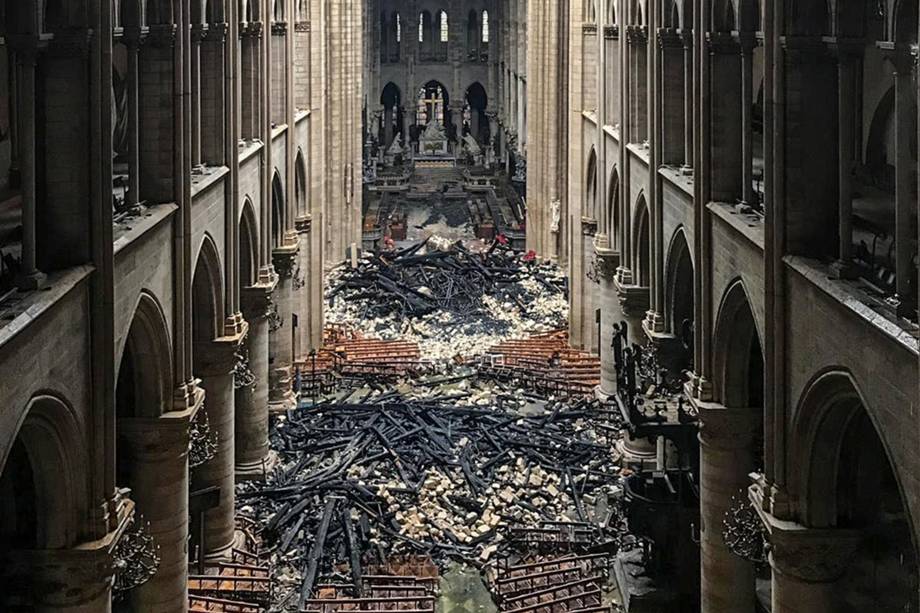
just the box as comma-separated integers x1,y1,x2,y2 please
789,369,919,611
633,194,651,286
664,228,694,348
295,149,308,218
271,170,285,249
607,168,620,248
585,148,598,220
712,278,763,408
116,291,173,420
0,395,88,550
240,198,259,288
192,233,224,343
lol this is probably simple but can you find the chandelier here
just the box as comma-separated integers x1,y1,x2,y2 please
233,347,257,391
112,514,160,596
189,405,219,468
722,491,768,564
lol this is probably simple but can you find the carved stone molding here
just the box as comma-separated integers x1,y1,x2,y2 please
241,279,278,321
594,247,620,282
205,22,229,43
194,323,250,378
295,21,311,33
581,216,598,237
604,25,618,39
295,214,312,235
582,23,598,35
761,514,862,583
692,400,760,450
626,25,648,46
272,246,299,279
147,23,178,48
191,23,209,42
271,21,288,36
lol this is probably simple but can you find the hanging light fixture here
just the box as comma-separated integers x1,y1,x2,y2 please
112,514,160,596
189,405,219,468
722,491,768,565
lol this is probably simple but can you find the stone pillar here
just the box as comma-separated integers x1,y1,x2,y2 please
765,517,861,613
697,402,759,613
708,33,742,204
118,410,194,612
125,34,142,206
740,35,755,206
596,248,620,398
894,59,915,315
191,24,205,167
237,282,276,479
833,47,857,276
681,32,693,172
192,328,247,559
14,48,44,290
269,247,298,412
581,220,598,353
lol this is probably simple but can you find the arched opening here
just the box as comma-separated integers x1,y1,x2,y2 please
482,10,490,46
294,151,308,218
271,172,284,249
665,229,694,367
390,12,401,62
380,82,403,148
464,82,489,144
794,372,919,610
113,293,174,611
419,11,432,58
415,81,451,142
0,396,87,554
713,280,763,410
240,200,258,288
585,149,598,221
607,169,620,249
633,196,651,286
192,236,223,347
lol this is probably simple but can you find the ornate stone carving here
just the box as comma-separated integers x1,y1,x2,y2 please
295,21,311,33
147,23,179,48
594,248,619,282
271,21,288,36
695,402,760,450
768,524,862,583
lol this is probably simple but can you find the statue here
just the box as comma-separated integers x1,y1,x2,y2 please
387,133,403,155
462,133,482,156
550,199,561,234
422,120,446,141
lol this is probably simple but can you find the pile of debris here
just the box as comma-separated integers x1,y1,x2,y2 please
478,331,601,398
236,385,626,610
326,240,567,361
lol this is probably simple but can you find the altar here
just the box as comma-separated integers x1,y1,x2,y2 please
418,120,450,157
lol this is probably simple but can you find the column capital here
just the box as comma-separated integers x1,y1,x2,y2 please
147,23,178,48
295,214,312,234
205,21,229,43
581,216,598,236
191,22,210,42
626,25,648,46
271,21,288,36
691,398,760,450
613,275,651,317
758,511,862,583
194,322,249,378
1,500,135,608
706,31,740,54
657,27,683,49
593,246,620,281
272,243,300,279
241,279,278,321
117,409,194,462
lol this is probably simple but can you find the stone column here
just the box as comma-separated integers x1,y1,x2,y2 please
681,31,693,173
14,48,44,290
237,281,277,479
765,518,861,613
191,24,205,167
833,47,857,277
894,59,914,315
269,247,298,412
697,402,760,613
740,35,755,207
192,328,247,559
118,410,194,612
125,33,142,206
384,104,394,147
596,248,620,398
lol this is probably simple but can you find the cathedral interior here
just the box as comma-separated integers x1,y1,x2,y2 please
0,0,919,612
